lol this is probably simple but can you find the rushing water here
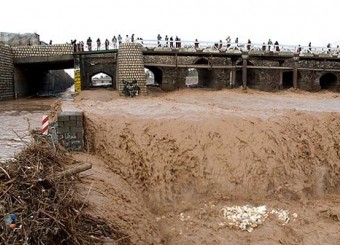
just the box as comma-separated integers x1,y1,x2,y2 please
0,98,56,161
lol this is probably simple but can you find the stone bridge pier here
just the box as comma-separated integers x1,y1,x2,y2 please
117,43,147,94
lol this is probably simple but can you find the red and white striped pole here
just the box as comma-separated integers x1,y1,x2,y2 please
41,115,49,135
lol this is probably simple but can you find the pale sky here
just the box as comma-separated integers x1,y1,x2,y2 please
1,0,339,47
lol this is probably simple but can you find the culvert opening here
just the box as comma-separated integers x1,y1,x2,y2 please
282,71,294,89
320,73,337,90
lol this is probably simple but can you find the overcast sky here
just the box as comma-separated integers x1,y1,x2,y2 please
1,0,339,47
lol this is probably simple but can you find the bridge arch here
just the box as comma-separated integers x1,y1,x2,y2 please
319,72,337,90
145,66,163,85
90,72,113,87
185,68,198,87
193,58,213,88
80,56,117,89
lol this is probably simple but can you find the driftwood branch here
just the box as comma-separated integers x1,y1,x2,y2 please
54,163,92,179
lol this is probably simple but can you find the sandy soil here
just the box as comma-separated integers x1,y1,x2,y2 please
71,88,340,245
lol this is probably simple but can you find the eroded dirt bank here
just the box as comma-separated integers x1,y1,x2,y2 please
73,89,340,245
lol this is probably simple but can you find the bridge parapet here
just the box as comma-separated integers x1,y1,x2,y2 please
12,44,73,58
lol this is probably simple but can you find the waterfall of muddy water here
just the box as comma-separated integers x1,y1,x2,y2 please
0,99,56,162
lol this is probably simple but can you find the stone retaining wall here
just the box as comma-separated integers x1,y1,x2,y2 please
0,44,14,100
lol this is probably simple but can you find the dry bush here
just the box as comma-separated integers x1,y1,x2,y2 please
0,134,129,245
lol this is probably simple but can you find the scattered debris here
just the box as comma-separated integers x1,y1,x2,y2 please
0,133,129,244
221,205,297,232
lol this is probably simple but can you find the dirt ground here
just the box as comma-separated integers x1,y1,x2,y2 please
70,87,340,245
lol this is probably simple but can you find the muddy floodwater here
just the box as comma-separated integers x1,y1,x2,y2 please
72,88,340,245
0,98,56,161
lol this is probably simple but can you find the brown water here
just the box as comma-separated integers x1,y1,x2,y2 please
0,98,56,161
73,88,340,245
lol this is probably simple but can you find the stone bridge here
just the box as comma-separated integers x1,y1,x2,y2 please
1,42,340,100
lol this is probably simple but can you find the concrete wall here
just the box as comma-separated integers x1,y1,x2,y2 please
0,44,14,100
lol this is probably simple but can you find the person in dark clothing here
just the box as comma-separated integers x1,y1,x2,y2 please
96,38,101,51
157,34,162,47
175,36,179,48
170,36,173,48
105,39,109,50
86,37,92,51
71,39,77,52
297,45,302,53
164,35,169,47
274,41,280,52
118,34,122,45
308,42,312,52
194,39,199,49
247,39,251,50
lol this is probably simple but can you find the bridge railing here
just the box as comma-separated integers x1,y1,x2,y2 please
135,39,340,55
79,39,340,56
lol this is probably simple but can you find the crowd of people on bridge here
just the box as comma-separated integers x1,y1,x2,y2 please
65,34,340,55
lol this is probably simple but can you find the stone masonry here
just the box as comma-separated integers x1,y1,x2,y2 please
0,44,14,100
12,44,73,58
57,111,84,151
117,43,146,94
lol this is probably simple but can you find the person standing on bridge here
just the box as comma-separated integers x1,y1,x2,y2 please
194,39,199,49
165,35,169,47
157,34,162,47
87,37,92,51
226,36,231,49
327,43,331,54
274,41,280,52
80,41,84,52
125,35,130,43
118,34,122,46
297,45,302,53
170,36,174,48
267,39,273,51
105,39,109,50
247,39,251,50
112,36,117,49
96,38,101,50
